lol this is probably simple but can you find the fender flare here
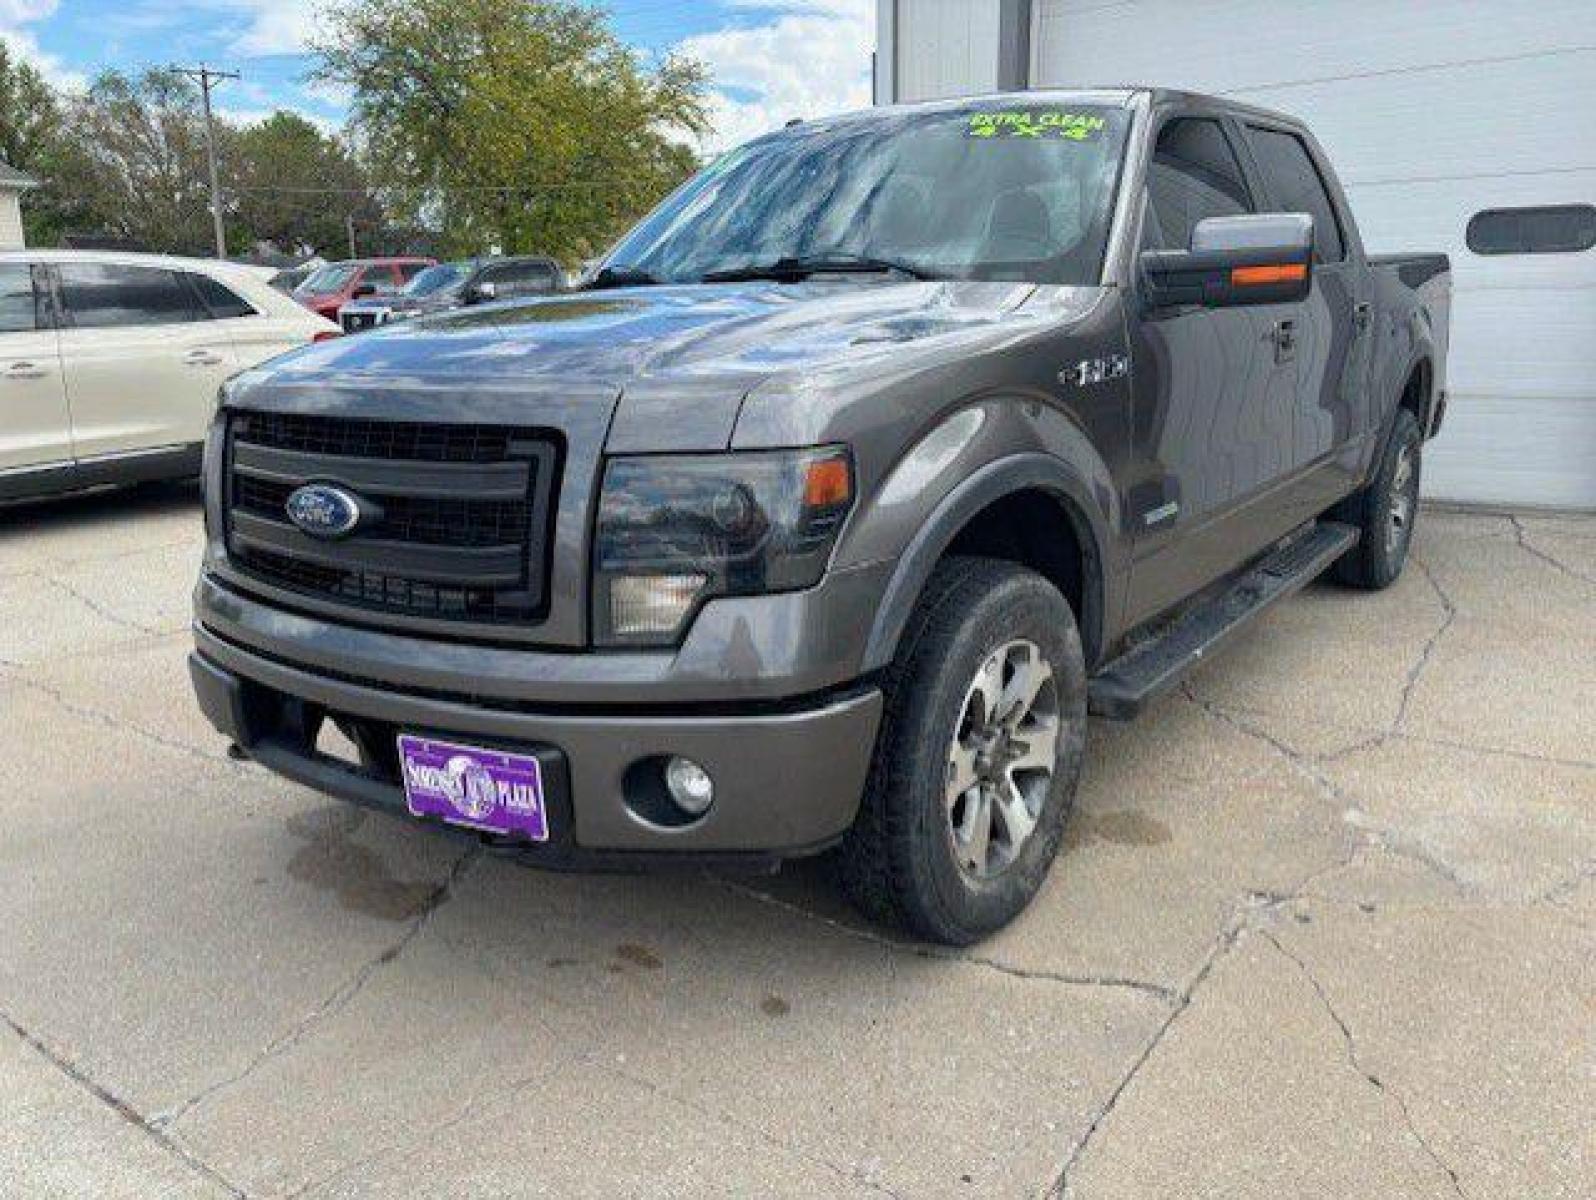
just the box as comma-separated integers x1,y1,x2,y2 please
1369,351,1435,479
860,452,1113,673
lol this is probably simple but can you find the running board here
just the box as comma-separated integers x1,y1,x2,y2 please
1087,521,1360,720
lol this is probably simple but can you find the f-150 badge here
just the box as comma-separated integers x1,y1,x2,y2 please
1059,355,1129,388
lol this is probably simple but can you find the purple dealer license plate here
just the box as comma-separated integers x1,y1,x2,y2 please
397,735,548,842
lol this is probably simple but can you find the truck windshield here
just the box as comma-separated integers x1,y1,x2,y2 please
604,103,1130,287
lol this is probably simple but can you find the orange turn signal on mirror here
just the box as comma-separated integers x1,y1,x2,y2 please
803,455,853,509
1231,262,1308,286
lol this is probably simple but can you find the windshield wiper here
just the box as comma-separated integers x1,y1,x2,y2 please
585,264,663,290
700,253,937,284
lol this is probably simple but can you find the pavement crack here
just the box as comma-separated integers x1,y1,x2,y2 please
155,845,482,1132
8,672,249,773
44,575,162,635
1389,555,1458,735
714,878,1176,1002
1262,932,1468,1199
1536,858,1596,906
1509,515,1596,587
2,1010,246,1198
1182,685,1473,898
1047,920,1243,1199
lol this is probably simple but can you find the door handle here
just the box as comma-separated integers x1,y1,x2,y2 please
1271,319,1297,363
1353,301,1373,331
3,361,47,380
183,350,225,367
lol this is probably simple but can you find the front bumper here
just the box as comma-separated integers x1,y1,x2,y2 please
190,623,881,865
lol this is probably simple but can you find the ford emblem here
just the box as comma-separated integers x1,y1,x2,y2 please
285,483,364,540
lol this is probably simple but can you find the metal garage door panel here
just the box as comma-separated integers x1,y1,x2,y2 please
1033,0,1596,95
897,0,1002,103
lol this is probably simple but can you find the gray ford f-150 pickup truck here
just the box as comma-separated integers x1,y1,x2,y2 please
190,89,1451,943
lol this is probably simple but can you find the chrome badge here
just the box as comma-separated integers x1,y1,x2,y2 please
285,483,364,540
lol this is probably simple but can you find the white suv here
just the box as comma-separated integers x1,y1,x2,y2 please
1,250,339,502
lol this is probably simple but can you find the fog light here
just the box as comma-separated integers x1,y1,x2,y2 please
610,574,706,638
664,756,715,816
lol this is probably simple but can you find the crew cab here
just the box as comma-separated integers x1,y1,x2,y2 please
292,257,435,322
338,256,565,333
1,250,338,502
189,90,1450,943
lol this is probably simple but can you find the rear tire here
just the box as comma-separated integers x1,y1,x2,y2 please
1331,407,1422,590
835,557,1087,945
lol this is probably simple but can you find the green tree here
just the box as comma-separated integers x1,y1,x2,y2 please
228,112,381,256
53,69,217,253
0,44,83,245
315,0,709,263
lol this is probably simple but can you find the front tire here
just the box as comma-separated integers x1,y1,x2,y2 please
835,557,1087,945
1332,407,1422,590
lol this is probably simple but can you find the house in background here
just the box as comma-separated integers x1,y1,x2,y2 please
0,161,37,250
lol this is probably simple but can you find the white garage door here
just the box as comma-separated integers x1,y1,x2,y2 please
1032,0,1596,508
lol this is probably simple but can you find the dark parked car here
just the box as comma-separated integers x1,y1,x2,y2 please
292,257,435,322
338,256,564,333
191,89,1450,943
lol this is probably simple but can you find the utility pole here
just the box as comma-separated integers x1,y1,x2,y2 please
172,64,239,259
346,213,357,258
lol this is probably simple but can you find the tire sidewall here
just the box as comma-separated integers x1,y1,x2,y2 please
1369,409,1423,585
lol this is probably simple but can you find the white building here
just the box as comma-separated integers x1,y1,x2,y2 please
875,0,1596,509
0,162,36,251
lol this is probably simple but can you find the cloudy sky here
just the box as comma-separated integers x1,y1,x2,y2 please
0,0,874,148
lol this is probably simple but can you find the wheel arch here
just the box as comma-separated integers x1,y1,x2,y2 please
860,454,1112,674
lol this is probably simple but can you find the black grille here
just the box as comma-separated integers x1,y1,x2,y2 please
235,477,531,549
223,411,558,632
235,411,515,463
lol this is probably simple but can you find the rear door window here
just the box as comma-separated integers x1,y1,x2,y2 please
58,263,204,328
0,264,39,332
188,272,258,319
1245,127,1346,263
1144,117,1255,251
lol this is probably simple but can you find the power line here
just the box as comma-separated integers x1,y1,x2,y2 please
170,64,240,258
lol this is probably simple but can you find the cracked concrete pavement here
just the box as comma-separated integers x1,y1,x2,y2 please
0,486,1591,1198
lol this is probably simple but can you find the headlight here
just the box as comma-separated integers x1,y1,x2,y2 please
593,446,854,646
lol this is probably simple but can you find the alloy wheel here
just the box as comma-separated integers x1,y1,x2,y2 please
944,639,1061,879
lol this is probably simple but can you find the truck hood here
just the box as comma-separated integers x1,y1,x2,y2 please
241,279,1071,393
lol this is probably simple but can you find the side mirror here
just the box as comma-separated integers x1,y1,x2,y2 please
468,280,497,304
1140,213,1313,309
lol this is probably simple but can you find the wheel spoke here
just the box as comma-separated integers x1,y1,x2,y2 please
999,648,1053,727
946,742,980,806
959,787,993,871
972,655,1005,727
992,779,1036,854
1007,718,1059,775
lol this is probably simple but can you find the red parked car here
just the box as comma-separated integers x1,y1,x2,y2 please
291,257,435,322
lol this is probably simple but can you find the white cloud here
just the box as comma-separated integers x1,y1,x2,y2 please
229,0,319,56
678,0,874,151
0,0,87,90
218,105,340,136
